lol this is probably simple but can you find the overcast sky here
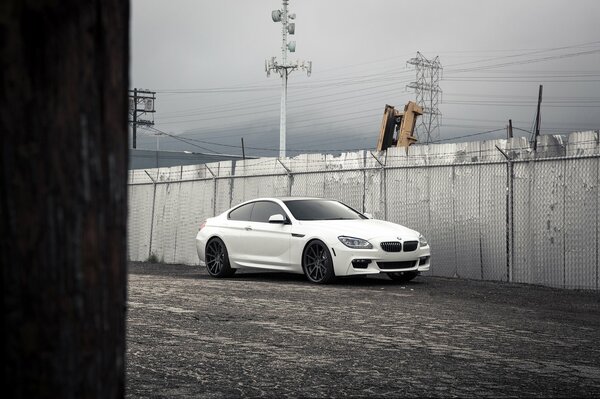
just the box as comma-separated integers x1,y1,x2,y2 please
131,0,600,156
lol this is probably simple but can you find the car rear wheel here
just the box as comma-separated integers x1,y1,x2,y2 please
387,271,418,283
302,240,335,284
205,238,236,278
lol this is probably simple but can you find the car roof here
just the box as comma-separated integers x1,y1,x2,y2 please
245,197,335,202
274,197,326,201
223,197,359,219
231,197,336,209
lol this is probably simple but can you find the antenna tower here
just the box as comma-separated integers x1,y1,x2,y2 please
265,0,312,158
407,52,442,143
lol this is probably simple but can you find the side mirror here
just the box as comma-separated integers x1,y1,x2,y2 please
363,212,373,219
268,214,287,224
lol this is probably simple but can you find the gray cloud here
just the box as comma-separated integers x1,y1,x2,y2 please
131,0,600,156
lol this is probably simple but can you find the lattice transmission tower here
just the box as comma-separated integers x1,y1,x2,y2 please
407,52,442,143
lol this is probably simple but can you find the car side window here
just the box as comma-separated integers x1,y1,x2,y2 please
250,201,287,223
228,203,254,221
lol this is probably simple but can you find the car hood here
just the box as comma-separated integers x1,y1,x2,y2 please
296,219,420,240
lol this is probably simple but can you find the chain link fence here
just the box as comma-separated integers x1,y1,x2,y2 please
128,131,600,290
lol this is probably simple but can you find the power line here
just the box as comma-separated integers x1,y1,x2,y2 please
446,48,600,74
158,80,414,123
136,40,600,152
140,126,221,154
431,128,507,143
152,40,600,94
141,124,525,155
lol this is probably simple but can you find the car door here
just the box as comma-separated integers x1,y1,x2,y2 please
223,202,254,266
240,201,292,269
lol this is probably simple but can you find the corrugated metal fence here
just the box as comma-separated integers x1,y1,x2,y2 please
127,131,600,290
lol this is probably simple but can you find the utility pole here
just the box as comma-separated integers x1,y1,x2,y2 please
533,85,543,151
128,89,156,148
265,0,312,158
508,119,513,138
241,137,246,160
1,1,128,396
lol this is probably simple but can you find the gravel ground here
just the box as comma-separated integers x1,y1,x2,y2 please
126,262,600,398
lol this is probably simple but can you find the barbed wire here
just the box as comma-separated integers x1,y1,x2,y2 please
129,136,600,183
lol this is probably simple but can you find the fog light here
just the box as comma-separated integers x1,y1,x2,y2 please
352,259,371,269
419,256,430,265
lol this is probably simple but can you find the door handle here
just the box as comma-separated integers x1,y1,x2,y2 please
244,226,253,231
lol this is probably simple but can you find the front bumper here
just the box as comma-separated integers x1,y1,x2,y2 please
332,242,431,276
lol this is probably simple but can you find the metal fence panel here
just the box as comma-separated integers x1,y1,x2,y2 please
453,164,483,279
230,175,289,207
324,171,365,212
384,167,408,226
363,168,384,218
290,172,326,198
564,158,599,289
214,179,231,216
150,182,180,263
512,162,533,284
402,167,431,240
428,166,457,277
531,160,565,288
386,166,434,273
173,179,215,265
479,164,508,281
127,184,154,262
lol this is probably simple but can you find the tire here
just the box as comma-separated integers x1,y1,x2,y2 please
302,240,335,284
387,271,418,283
205,238,236,278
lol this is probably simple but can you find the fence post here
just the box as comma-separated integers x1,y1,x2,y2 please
205,164,217,216
496,146,514,282
277,159,293,196
144,170,157,259
362,151,367,213
370,151,387,220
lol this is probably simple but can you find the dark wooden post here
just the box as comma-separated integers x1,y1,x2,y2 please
0,1,129,397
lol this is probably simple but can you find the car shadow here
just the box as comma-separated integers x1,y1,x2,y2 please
220,270,426,288
128,262,425,288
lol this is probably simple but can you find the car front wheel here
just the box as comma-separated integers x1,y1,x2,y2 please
302,240,335,284
205,238,236,278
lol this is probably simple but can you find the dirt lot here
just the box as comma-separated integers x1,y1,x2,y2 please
126,262,600,398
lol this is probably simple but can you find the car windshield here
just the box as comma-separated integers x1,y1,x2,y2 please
283,199,366,221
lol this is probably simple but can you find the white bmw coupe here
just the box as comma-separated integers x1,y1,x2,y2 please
196,197,430,284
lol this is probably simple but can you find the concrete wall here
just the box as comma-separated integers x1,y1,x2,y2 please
129,149,247,170
128,131,600,290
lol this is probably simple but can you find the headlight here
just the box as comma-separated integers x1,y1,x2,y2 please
419,234,428,247
338,236,373,249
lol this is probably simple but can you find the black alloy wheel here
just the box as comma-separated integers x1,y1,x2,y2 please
387,271,418,283
205,238,235,278
302,240,335,284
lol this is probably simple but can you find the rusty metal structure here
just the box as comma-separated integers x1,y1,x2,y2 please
376,101,423,152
